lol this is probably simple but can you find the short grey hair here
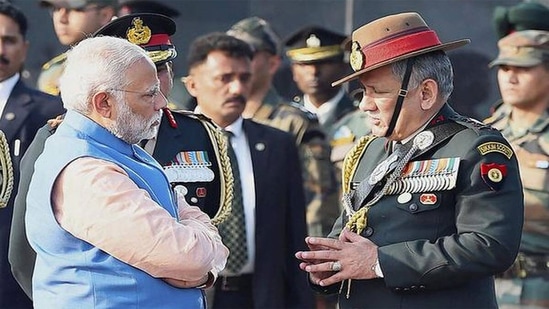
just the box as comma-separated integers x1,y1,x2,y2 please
59,36,151,114
391,51,454,102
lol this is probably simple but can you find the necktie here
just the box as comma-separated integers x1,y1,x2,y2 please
218,131,248,274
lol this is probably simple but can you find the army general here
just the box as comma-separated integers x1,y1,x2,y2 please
296,12,524,308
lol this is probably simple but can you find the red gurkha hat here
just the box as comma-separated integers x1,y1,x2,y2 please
332,12,470,86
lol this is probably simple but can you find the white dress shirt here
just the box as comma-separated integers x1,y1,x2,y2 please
224,117,256,274
303,88,345,125
0,73,20,117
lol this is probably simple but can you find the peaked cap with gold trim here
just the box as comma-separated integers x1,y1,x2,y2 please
284,25,347,64
94,13,177,65
333,12,470,86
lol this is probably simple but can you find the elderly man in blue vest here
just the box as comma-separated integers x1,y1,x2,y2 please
25,36,228,308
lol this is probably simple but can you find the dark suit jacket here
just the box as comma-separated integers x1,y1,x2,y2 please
238,119,314,309
0,79,64,307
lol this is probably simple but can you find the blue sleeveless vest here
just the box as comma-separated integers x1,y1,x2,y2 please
26,110,205,309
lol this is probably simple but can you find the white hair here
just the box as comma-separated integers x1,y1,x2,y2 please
59,36,152,114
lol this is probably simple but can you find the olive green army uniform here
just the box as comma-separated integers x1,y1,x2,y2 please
37,53,66,96
316,105,524,308
252,88,339,237
485,103,549,307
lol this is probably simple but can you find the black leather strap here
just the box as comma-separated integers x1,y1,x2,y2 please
385,57,416,138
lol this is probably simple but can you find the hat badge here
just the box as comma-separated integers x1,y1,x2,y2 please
126,17,152,45
306,34,321,48
350,41,365,72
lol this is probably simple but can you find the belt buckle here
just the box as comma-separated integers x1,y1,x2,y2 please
220,276,239,292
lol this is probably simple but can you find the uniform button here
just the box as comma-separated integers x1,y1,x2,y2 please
409,203,418,212
419,285,426,289
190,197,198,204
363,227,374,237
411,285,417,290
403,287,410,291
394,288,401,291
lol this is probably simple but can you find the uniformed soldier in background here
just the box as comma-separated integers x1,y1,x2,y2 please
485,30,549,308
226,17,339,238
9,13,232,299
284,26,357,135
36,0,117,96
296,12,524,309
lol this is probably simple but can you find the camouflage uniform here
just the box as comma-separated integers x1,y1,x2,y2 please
252,88,339,237
485,103,549,307
37,0,117,95
485,29,549,307
37,53,66,96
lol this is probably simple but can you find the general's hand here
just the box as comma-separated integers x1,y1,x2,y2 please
295,235,336,284
295,228,379,287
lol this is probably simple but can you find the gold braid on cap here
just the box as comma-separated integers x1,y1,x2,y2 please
199,119,233,225
126,17,151,45
0,131,13,208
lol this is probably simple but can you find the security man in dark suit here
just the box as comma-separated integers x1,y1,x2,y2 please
0,2,65,308
8,13,232,299
184,32,314,309
227,17,340,239
296,12,524,309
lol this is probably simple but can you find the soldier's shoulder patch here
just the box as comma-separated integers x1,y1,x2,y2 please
477,141,514,159
331,125,355,146
171,109,214,123
451,114,492,134
42,53,67,70
292,95,303,104
480,163,507,191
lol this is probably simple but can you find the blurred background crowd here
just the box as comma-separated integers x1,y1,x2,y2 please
13,0,544,121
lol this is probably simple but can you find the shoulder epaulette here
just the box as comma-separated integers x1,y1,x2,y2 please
42,53,67,70
483,100,507,125
292,95,303,104
285,101,317,120
171,109,216,125
449,113,494,135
